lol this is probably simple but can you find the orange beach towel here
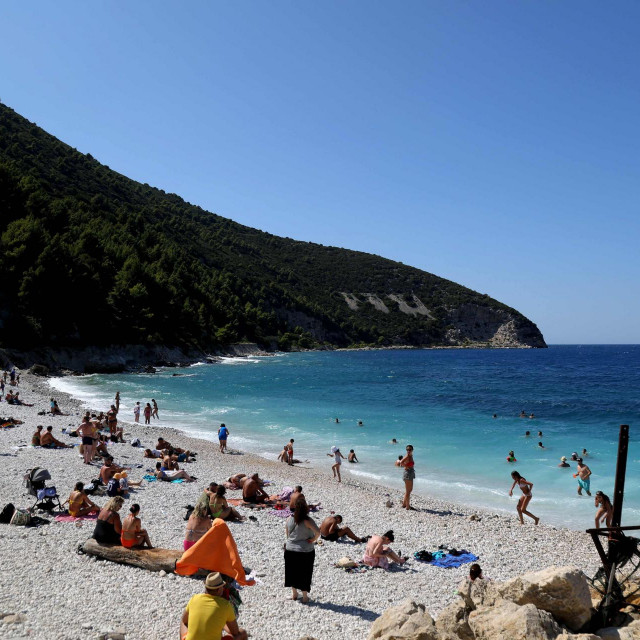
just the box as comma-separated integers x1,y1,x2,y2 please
175,518,255,586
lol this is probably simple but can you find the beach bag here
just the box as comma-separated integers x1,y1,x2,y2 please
10,508,31,526
106,478,120,497
130,438,141,447
84,480,99,495
414,550,434,562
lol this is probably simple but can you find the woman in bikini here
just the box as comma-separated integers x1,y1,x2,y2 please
594,491,613,530
509,471,539,525
395,444,415,510
121,504,153,548
210,485,245,522
64,482,99,517
183,501,212,550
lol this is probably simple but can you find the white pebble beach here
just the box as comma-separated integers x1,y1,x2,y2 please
0,373,600,640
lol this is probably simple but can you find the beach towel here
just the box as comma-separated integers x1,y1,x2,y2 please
175,519,255,586
142,474,157,482
55,513,98,523
171,479,184,484
429,553,478,569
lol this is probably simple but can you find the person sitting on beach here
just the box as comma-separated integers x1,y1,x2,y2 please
320,515,366,543
162,450,180,471
156,437,171,451
50,398,63,415
594,491,613,530
154,461,195,482
121,503,153,548
31,425,43,446
558,456,570,468
277,445,289,463
40,426,71,449
63,482,99,517
243,473,268,503
348,449,359,463
575,459,592,496
12,392,33,406
5,390,14,404
363,531,406,568
210,485,245,522
180,572,248,640
94,434,110,458
100,456,124,485
93,496,124,544
184,501,212,550
289,486,305,509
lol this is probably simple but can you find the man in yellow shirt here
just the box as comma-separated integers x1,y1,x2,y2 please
180,572,248,640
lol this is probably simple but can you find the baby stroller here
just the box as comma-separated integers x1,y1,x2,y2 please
24,467,62,512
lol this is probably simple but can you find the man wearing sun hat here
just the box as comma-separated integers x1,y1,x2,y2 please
180,572,248,640
558,456,570,468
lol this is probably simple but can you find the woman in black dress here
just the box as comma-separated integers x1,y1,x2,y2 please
284,500,320,603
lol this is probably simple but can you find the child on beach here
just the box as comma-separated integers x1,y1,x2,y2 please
594,491,613,530
327,446,345,482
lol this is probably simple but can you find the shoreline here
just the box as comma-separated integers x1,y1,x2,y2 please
0,372,600,640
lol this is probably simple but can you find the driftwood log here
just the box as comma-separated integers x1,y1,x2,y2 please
82,538,182,573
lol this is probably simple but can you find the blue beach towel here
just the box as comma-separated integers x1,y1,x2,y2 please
430,553,478,569
171,479,184,484
142,474,157,482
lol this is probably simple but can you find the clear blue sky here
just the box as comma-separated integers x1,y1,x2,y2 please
2,2,638,343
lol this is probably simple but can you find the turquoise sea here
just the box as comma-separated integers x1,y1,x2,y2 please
50,345,640,529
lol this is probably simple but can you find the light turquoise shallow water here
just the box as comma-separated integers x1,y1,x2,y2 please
50,345,640,529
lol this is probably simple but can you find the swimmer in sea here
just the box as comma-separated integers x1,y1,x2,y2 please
538,441,545,449
519,410,526,418
529,413,535,419
335,418,340,424
509,471,539,525
558,456,570,468
348,449,358,463
537,431,543,438
525,431,530,437
391,438,398,444
492,414,497,419
506,450,516,462
582,448,588,457
357,420,364,426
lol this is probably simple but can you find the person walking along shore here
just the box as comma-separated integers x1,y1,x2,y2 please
509,471,539,525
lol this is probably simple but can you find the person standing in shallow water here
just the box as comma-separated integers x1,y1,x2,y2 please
144,403,152,424
509,471,539,525
151,399,159,419
395,445,415,510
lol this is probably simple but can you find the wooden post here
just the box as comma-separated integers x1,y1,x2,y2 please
611,425,629,528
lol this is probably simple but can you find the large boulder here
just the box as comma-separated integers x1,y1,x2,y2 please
457,577,500,611
435,600,474,640
596,620,640,640
368,600,438,640
498,566,592,631
469,601,562,640
555,635,602,640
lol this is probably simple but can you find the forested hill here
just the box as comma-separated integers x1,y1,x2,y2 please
0,103,546,359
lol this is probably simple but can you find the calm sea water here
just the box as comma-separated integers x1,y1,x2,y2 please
50,345,640,529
